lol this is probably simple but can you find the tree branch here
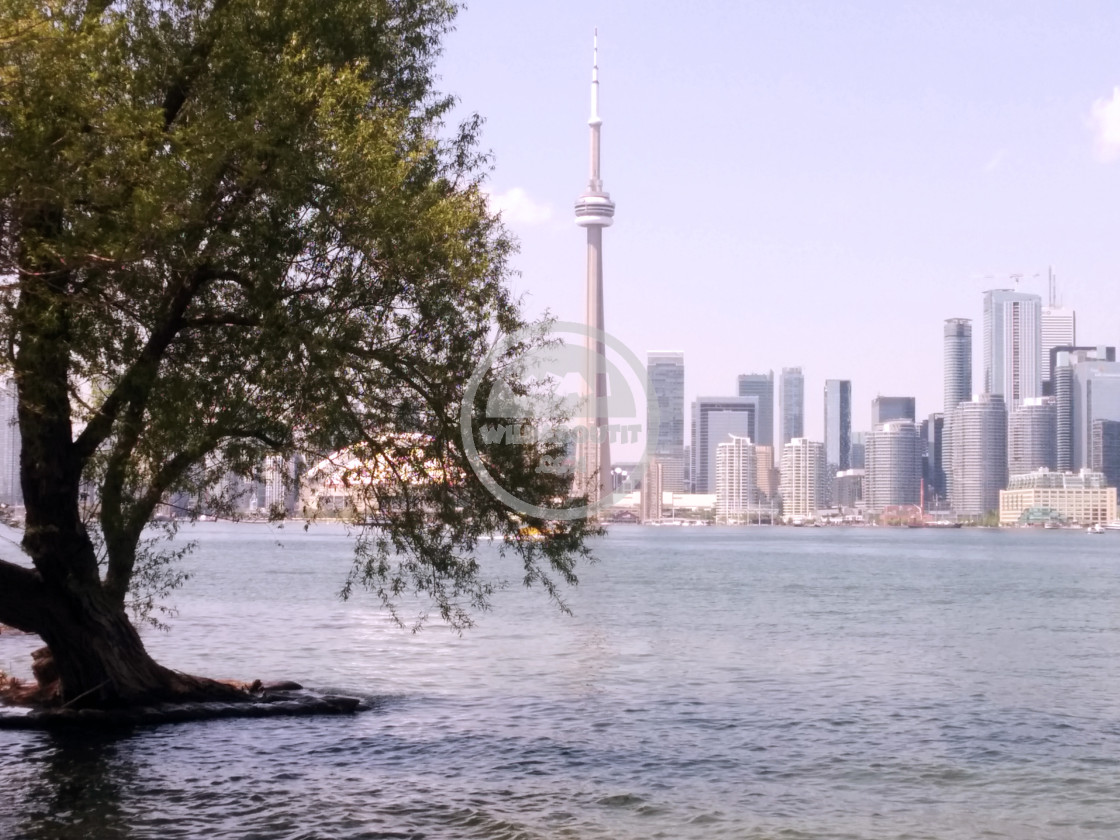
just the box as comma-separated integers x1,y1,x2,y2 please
183,312,262,329
161,0,232,131
103,421,290,605
74,264,214,461
103,437,214,605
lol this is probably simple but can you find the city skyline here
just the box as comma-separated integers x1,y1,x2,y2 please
437,3,1120,437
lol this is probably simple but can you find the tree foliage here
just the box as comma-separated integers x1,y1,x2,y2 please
0,0,595,704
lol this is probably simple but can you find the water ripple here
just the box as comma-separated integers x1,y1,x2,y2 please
4,525,1120,838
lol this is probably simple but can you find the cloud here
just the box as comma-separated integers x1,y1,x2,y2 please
484,187,554,226
1090,86,1120,162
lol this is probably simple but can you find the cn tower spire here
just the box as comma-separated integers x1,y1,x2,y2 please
589,29,602,189
574,29,615,509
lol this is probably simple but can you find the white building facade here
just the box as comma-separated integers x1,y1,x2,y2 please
715,435,758,521
999,469,1116,526
780,438,825,520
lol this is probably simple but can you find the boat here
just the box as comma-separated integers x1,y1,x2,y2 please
1087,523,1105,535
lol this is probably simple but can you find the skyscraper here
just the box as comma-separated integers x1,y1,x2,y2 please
923,413,946,505
691,396,757,494
737,372,774,449
983,289,1042,409
574,31,615,506
1041,305,1076,395
865,420,923,513
951,393,1008,516
943,318,973,413
1054,347,1116,471
871,396,916,428
1091,420,1120,490
823,379,852,471
779,367,804,447
1071,358,1120,471
1007,397,1057,477
942,318,972,507
849,431,867,470
646,352,685,491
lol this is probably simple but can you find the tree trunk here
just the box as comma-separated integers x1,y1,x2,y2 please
4,224,249,710
28,584,250,709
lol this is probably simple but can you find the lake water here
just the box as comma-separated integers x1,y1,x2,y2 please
2,523,1120,839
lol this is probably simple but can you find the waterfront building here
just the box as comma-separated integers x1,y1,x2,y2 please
1091,419,1120,490
715,435,758,521
690,396,757,494
780,438,825,520
871,396,916,427
646,352,685,491
865,420,922,513
779,367,804,447
1041,305,1076,395
0,379,20,507
1008,397,1056,476
1071,358,1120,471
737,372,774,449
574,32,615,506
950,393,1008,517
824,379,851,505
983,289,1042,409
998,469,1116,526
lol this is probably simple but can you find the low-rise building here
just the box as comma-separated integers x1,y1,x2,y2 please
998,468,1117,526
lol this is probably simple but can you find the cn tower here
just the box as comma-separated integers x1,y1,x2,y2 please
574,30,615,507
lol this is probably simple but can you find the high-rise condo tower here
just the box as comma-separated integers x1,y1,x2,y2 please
574,30,615,506
983,289,1042,410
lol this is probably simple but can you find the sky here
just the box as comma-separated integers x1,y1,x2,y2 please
436,1,1120,440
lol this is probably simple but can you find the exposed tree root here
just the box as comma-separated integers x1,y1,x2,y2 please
0,654,361,729
2,646,256,709
0,647,339,726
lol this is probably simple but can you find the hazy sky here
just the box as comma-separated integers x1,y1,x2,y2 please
437,1,1120,439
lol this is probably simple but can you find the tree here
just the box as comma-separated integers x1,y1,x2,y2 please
0,0,595,709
